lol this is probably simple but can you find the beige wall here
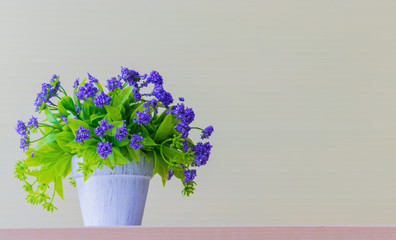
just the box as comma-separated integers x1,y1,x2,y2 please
2,0,396,227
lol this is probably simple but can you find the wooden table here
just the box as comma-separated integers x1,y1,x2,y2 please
2,226,396,239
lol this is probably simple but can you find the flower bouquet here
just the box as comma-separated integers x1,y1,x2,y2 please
14,67,213,221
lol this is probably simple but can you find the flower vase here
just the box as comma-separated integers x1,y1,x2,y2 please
71,155,154,226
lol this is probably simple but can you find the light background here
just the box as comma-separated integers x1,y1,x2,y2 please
1,0,396,227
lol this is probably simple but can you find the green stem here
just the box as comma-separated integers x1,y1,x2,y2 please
60,86,68,96
48,91,61,100
190,127,203,131
50,188,56,203
160,139,174,166
30,129,55,143
38,123,60,129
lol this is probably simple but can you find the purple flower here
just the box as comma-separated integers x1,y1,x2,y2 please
20,137,29,152
119,67,141,87
114,124,128,141
192,142,212,167
179,97,185,102
93,91,112,108
167,169,174,180
31,151,35,157
146,71,163,86
152,85,173,108
97,141,113,159
61,115,68,124
94,119,114,137
201,126,214,139
73,79,79,89
75,126,90,143
170,103,194,124
75,82,98,101
142,99,158,114
133,87,141,100
33,75,61,111
87,73,98,83
15,120,27,136
129,134,143,150
133,110,152,125
175,122,191,139
106,77,123,91
184,169,196,183
183,108,195,125
182,140,191,151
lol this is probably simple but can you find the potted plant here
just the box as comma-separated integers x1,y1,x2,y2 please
14,67,214,226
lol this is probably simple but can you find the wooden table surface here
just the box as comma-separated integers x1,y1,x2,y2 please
2,226,396,240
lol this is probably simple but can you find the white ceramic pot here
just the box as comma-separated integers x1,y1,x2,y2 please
71,155,154,226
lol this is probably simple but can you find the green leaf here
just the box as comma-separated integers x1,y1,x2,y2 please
108,152,115,167
90,113,104,122
35,133,57,151
141,126,157,147
105,106,122,121
154,114,175,141
54,132,75,152
161,146,190,164
36,153,73,184
127,146,140,162
54,176,64,200
154,150,169,185
44,107,60,126
113,147,129,165
119,86,133,104
112,138,129,147
58,101,68,117
153,150,159,176
112,94,122,111
60,96,77,115
67,118,92,134
82,101,95,120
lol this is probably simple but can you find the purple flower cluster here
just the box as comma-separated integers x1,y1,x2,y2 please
20,137,29,152
87,73,98,83
146,71,163,86
16,120,27,136
142,99,158,114
73,79,79,89
97,141,113,158
167,169,174,180
16,120,30,151
94,119,114,137
119,67,141,87
129,134,143,150
34,75,60,111
133,87,141,100
93,91,112,108
74,126,90,143
106,77,122,91
133,110,152,125
170,102,195,139
114,124,128,141
152,85,173,108
27,116,39,129
75,82,98,101
201,126,214,139
184,169,196,183
191,142,212,167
